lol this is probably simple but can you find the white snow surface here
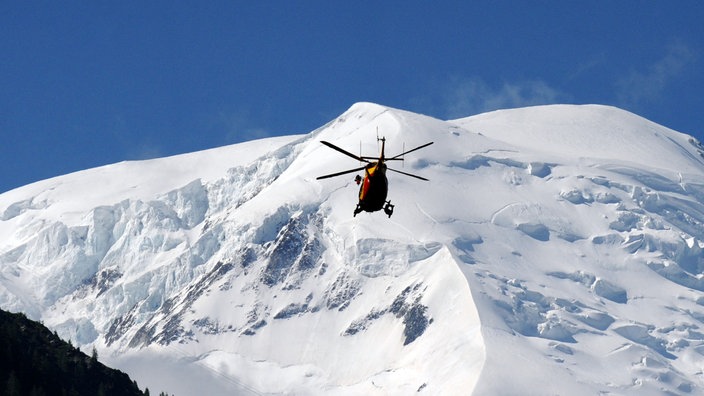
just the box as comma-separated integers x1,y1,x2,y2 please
3,102,704,395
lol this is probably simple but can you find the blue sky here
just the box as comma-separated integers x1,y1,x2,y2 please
2,1,703,194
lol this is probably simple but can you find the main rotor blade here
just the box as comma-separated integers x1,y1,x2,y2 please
316,166,367,180
389,141,434,160
361,156,403,161
387,167,429,181
321,141,369,163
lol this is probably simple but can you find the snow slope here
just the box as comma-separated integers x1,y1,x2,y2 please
2,102,704,395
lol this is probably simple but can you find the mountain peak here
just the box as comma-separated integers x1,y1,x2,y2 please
456,104,704,174
2,104,704,394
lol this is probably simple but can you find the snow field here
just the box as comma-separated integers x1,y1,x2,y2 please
3,102,704,394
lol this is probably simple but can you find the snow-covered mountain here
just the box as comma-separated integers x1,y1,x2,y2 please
3,102,704,395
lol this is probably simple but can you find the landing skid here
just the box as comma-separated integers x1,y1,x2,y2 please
383,201,394,217
353,201,395,218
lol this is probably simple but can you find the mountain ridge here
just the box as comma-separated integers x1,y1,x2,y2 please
0,308,149,396
2,102,704,394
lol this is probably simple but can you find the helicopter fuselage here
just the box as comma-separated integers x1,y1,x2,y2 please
357,161,388,213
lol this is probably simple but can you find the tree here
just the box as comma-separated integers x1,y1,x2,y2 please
91,346,99,365
6,371,20,396
29,384,46,396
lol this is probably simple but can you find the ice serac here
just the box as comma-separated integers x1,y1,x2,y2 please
2,102,704,395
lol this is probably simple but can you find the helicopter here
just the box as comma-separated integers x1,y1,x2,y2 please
316,136,433,217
